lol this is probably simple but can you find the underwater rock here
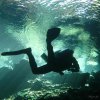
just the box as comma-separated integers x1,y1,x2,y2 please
9,86,100,100
31,80,43,91
0,60,36,99
1,71,100,100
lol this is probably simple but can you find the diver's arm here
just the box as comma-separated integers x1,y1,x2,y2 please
71,57,80,72
59,71,64,75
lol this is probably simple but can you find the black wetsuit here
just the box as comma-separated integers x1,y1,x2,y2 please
1,28,80,75
1,41,79,75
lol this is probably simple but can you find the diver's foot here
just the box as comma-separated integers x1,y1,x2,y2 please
1,52,13,56
1,48,32,56
46,28,60,42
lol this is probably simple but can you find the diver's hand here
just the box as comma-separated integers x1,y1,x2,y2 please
68,68,80,72
59,71,64,75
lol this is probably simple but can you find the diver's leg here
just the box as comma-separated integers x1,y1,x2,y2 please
46,39,55,65
1,48,38,73
26,51,51,74
1,48,31,56
1,48,37,70
1,48,50,74
26,51,37,69
46,28,60,65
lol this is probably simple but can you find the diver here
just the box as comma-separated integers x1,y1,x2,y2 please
1,28,80,75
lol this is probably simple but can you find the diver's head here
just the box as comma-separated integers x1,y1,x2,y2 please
64,49,74,56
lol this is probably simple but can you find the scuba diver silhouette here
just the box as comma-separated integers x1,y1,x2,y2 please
1,28,80,75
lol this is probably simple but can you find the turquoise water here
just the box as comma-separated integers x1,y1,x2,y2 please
0,0,99,72
0,0,100,99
